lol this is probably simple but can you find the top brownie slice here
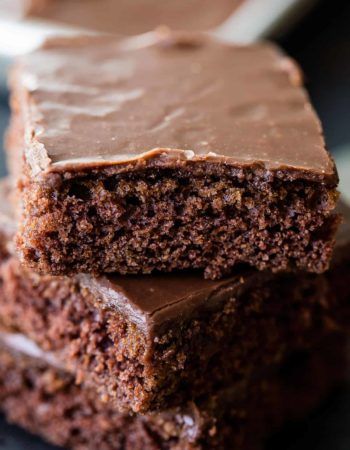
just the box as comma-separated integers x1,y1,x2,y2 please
0,0,243,34
9,32,339,278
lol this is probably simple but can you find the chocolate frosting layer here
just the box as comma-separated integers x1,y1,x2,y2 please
20,0,243,35
78,270,272,334
0,179,349,333
13,32,336,181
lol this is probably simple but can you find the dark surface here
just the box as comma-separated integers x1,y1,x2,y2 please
0,0,350,448
0,417,60,450
0,385,349,450
269,386,350,450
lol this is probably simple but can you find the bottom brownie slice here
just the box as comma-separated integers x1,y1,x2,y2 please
0,331,347,450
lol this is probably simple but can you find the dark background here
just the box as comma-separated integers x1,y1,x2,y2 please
0,0,350,448
280,0,350,150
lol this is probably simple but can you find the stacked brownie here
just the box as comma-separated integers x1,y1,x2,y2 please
0,31,349,449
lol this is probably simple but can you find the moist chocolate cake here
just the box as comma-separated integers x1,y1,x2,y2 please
8,32,339,278
0,332,346,450
0,0,244,34
0,179,349,413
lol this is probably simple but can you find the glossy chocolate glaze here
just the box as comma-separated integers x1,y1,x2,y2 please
78,270,273,334
12,32,336,182
1,0,243,34
36,0,242,34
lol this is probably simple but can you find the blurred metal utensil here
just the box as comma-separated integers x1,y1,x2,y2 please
214,0,318,43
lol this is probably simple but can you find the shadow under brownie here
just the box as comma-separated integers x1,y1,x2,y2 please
8,32,339,278
0,331,346,450
0,180,349,413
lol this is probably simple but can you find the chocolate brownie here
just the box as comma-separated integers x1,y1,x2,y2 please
0,0,244,34
0,331,346,450
8,32,339,278
0,180,349,413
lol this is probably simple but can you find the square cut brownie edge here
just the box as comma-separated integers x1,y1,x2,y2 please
0,180,349,413
8,32,339,278
0,332,347,450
